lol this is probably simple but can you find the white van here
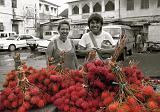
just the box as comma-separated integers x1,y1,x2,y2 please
43,31,59,40
102,25,135,56
0,32,16,39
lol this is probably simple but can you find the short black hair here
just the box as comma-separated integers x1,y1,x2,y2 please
88,13,103,26
58,20,70,31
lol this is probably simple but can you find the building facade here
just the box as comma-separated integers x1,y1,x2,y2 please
67,0,160,38
0,0,59,37
0,0,13,32
39,0,59,24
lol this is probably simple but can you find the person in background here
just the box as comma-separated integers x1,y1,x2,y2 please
136,32,142,53
78,13,116,60
46,20,78,69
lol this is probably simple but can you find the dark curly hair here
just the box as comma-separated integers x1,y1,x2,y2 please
88,13,103,27
58,20,70,31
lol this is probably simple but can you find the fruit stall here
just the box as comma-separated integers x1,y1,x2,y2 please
0,35,159,112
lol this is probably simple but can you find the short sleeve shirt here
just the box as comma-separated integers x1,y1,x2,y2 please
78,30,116,48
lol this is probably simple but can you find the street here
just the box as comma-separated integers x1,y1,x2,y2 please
0,49,160,90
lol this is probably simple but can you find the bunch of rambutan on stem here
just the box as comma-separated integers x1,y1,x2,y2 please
103,35,160,112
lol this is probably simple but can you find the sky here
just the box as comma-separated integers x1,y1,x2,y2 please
47,0,76,14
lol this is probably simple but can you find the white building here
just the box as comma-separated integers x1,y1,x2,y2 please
67,0,160,23
67,0,160,35
0,0,59,37
39,0,59,24
0,0,13,32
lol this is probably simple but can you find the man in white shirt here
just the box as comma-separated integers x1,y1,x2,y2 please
78,13,116,60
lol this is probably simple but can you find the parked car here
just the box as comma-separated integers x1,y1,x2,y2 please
0,31,16,39
103,25,135,56
26,36,40,50
37,36,58,53
0,34,39,51
43,31,59,40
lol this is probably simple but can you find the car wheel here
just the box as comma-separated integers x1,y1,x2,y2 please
9,45,16,51
30,44,37,50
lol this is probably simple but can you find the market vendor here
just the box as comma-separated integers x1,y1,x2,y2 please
46,20,79,69
78,13,116,60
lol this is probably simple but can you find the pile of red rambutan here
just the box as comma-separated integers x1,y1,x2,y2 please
0,59,160,112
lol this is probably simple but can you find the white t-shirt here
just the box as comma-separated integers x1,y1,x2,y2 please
79,30,116,48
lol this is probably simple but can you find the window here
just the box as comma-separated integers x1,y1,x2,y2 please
0,23,4,31
45,32,51,35
82,4,89,13
158,0,160,7
39,4,42,10
0,0,4,5
54,8,57,13
51,7,53,12
12,0,17,8
127,0,134,10
93,2,101,12
72,6,79,14
45,5,49,11
105,1,115,11
141,0,149,9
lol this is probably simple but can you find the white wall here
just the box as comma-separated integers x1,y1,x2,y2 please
68,0,160,22
0,0,13,31
120,0,160,19
14,0,39,34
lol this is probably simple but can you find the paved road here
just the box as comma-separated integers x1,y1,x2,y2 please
0,49,160,90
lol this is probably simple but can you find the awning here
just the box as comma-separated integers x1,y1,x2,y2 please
11,18,23,22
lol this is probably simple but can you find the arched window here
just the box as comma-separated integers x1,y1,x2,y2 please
82,4,89,13
72,6,79,14
105,1,115,11
93,2,101,12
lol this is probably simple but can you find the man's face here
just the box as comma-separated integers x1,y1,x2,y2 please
89,20,102,35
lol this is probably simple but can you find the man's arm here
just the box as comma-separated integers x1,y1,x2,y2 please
77,45,93,54
97,47,115,54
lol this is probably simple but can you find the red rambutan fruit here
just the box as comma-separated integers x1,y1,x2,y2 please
101,91,110,99
3,88,12,96
103,97,113,105
50,75,58,81
44,78,50,86
8,93,16,102
30,87,39,96
63,105,70,111
52,85,59,92
22,101,31,110
17,106,26,112
94,59,103,66
24,92,31,101
81,102,88,109
147,101,158,109
11,101,18,108
121,103,130,112
70,107,77,112
30,96,39,104
127,97,137,105
143,86,155,96
108,102,119,112
3,100,10,108
9,81,17,88
37,100,45,108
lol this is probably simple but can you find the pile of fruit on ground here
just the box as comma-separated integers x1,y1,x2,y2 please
0,59,160,112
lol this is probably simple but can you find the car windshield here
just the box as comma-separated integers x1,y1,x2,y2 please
103,28,120,39
6,35,18,40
